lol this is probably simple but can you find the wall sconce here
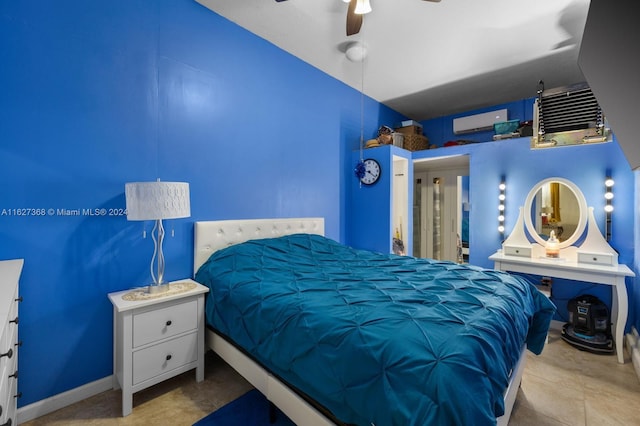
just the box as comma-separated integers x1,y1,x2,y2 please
604,176,614,240
498,179,506,235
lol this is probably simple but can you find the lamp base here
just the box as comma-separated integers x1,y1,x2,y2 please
147,283,171,294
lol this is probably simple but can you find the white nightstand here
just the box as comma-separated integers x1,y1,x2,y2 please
108,279,209,416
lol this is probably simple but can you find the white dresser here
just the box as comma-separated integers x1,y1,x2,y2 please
0,259,23,426
108,279,209,416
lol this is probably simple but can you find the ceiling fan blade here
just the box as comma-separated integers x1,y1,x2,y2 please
346,0,363,36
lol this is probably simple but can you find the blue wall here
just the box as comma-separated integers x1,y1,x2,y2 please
0,1,403,407
348,145,413,255
422,99,535,148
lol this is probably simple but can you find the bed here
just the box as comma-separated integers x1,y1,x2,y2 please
193,218,555,426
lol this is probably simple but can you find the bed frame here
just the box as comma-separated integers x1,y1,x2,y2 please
194,218,524,425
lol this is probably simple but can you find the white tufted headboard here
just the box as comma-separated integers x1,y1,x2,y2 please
193,217,325,276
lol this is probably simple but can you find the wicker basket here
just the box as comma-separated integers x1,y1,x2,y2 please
403,134,429,151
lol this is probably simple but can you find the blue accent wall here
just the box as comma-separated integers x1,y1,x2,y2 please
0,1,403,407
348,146,413,256
421,99,535,148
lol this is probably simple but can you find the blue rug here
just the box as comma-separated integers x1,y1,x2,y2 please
193,389,296,426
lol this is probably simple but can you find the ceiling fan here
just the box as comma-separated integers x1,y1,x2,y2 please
276,0,441,36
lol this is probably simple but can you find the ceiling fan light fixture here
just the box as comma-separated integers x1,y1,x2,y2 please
354,0,372,15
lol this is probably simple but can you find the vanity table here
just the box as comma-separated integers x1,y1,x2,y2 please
490,177,635,364
490,251,632,364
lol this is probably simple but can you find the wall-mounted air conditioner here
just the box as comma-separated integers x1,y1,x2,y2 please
453,109,508,134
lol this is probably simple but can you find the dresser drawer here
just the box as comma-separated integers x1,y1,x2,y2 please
0,319,17,379
577,252,615,266
0,363,17,425
133,299,197,347
132,332,198,385
503,245,532,258
0,369,9,423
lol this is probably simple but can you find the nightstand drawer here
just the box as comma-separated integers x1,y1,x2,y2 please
133,299,197,347
132,332,198,385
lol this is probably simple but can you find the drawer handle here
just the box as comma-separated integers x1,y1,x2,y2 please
9,316,18,325
166,354,172,361
515,249,520,253
0,348,12,359
9,370,18,379
593,257,598,261
166,320,172,327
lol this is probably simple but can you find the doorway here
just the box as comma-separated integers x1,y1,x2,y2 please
413,155,470,262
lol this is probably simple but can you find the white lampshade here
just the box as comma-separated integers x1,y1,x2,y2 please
125,181,191,221
354,0,372,15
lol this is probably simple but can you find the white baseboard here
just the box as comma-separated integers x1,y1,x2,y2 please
17,375,113,424
626,327,640,383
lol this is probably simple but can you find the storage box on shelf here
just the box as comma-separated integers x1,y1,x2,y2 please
394,120,423,135
403,134,429,151
394,125,423,136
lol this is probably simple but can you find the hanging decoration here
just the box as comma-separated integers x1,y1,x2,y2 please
354,161,366,180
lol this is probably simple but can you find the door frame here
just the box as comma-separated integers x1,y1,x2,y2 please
413,156,470,261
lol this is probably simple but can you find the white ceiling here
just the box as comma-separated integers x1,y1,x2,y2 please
195,0,591,120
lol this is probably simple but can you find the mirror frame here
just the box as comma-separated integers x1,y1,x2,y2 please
523,177,588,249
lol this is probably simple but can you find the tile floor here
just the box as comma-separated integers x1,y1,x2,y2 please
20,329,640,425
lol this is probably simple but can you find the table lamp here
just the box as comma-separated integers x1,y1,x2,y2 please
125,180,190,293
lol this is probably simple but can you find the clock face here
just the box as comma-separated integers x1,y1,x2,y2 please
360,158,381,185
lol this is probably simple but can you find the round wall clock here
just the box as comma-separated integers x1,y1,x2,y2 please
360,158,381,185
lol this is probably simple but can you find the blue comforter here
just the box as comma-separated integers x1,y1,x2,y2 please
195,234,555,426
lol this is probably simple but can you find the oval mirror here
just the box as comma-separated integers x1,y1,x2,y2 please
523,177,588,249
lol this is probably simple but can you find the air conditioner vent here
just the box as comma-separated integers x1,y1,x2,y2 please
532,81,611,148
